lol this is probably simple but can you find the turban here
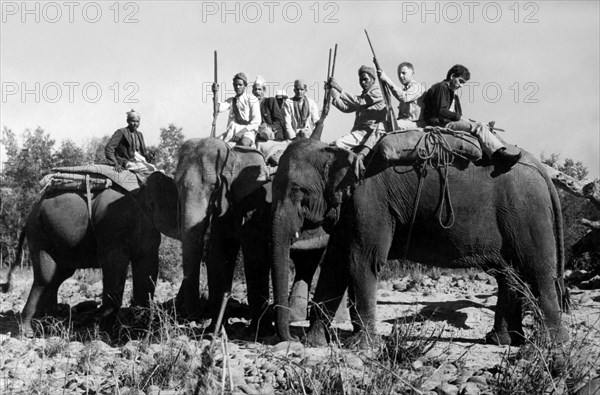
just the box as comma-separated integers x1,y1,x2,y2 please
233,72,248,84
294,79,307,89
275,89,288,99
253,75,265,87
358,65,376,79
126,109,140,120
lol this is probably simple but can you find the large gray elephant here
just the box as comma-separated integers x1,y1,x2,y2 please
175,138,327,334
0,170,179,336
271,138,569,346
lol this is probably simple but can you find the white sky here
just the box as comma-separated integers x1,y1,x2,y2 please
1,0,599,177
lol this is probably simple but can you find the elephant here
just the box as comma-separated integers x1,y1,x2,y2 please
0,170,179,337
270,137,569,347
174,137,327,335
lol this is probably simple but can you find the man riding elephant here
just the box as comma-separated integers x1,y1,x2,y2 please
0,170,178,337
105,109,157,174
212,72,262,147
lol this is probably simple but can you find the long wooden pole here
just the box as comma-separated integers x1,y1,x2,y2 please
210,50,218,138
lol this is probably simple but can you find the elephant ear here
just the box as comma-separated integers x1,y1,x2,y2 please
145,172,180,240
322,146,361,206
323,146,361,184
222,149,270,205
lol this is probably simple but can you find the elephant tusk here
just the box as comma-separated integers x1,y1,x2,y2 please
295,232,300,239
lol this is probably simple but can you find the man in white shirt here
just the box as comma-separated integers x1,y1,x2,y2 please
212,72,261,146
378,62,424,130
284,79,319,139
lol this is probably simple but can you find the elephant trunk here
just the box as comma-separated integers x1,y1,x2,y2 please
178,193,210,319
271,203,300,341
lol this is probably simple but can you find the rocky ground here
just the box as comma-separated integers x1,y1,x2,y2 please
1,268,599,394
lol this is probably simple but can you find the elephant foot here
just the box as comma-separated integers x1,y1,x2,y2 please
344,329,380,350
249,320,276,339
485,328,524,346
303,320,329,347
549,326,570,346
20,321,35,338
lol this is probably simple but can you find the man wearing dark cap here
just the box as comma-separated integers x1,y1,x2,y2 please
329,65,387,153
212,72,261,146
284,79,319,139
105,109,155,173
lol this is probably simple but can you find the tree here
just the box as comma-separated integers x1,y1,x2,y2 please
155,124,185,176
83,135,110,165
53,138,85,168
541,152,589,181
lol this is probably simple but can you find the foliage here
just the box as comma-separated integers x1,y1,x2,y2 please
53,138,85,168
541,152,589,181
83,135,111,165
155,124,185,176
158,237,182,283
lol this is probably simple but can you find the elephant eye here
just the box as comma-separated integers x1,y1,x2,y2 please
290,185,303,202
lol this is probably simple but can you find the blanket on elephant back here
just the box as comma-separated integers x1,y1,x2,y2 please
43,165,144,192
376,127,482,168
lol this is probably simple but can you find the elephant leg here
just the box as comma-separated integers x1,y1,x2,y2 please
21,250,73,337
532,270,569,344
131,244,159,308
179,228,204,319
241,215,271,335
345,223,393,348
487,274,523,345
289,248,323,321
206,218,241,331
98,248,129,330
306,238,349,346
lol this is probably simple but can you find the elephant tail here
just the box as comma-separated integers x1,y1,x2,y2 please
0,227,27,293
545,168,570,312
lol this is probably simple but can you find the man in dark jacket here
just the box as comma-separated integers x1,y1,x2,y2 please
252,76,288,140
105,109,152,172
423,64,521,175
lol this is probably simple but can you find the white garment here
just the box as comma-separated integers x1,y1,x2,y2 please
217,92,262,144
283,97,319,139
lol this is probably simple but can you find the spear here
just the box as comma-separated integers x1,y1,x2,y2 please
364,29,398,132
210,50,218,138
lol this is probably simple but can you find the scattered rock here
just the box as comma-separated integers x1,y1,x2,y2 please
459,382,480,395
271,341,303,357
436,382,459,395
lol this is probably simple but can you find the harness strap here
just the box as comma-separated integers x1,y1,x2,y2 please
85,175,93,222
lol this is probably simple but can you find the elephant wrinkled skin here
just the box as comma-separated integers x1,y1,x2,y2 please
0,172,179,336
271,138,569,346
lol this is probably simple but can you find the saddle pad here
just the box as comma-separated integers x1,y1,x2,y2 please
377,127,482,166
51,164,143,192
40,173,112,193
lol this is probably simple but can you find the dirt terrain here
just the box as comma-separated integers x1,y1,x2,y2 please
1,269,599,394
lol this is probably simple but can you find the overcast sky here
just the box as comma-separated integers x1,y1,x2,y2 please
1,0,598,177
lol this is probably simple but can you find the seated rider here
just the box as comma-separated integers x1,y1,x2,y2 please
329,65,387,159
284,79,319,139
212,72,261,147
378,61,424,130
105,109,157,173
252,76,289,141
422,64,522,174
